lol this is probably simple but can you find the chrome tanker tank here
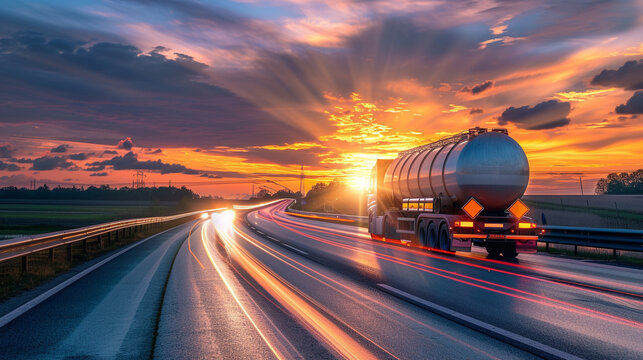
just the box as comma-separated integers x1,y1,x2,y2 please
382,128,529,211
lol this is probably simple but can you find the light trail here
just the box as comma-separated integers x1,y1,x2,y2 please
187,220,205,269
266,203,643,302
231,223,502,360
260,206,643,330
199,220,287,360
210,213,377,360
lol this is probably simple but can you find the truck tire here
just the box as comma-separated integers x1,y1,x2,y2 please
502,242,518,258
384,215,395,239
486,243,502,257
427,222,438,249
418,221,427,247
438,222,450,251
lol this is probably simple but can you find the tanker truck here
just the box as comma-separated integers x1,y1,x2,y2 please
367,127,539,258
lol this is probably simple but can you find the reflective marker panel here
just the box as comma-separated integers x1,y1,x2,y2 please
507,199,529,219
462,197,484,219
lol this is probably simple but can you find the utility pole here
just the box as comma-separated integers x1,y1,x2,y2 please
252,183,255,198
132,170,146,188
579,175,584,195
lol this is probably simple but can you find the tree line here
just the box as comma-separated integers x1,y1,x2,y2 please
0,185,206,202
595,169,643,195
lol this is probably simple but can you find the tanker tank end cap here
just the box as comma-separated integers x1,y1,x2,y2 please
462,197,484,219
507,199,529,219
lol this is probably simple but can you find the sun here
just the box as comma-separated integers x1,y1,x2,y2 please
347,176,370,192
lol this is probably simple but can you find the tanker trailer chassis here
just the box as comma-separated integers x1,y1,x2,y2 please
367,128,540,258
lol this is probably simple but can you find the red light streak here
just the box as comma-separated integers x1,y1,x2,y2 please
264,204,643,302
231,223,503,360
259,204,643,330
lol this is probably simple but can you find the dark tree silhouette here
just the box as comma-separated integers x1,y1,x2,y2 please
595,170,643,194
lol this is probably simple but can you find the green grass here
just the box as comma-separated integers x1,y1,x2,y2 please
524,200,643,222
0,202,182,235
538,244,643,267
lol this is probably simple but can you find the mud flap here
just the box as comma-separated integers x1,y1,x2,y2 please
516,240,537,253
451,237,472,252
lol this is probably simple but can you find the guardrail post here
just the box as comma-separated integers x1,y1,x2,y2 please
49,248,54,262
67,244,72,262
98,235,103,249
574,245,577,255
82,239,88,254
107,231,111,246
21,255,28,273
115,229,119,241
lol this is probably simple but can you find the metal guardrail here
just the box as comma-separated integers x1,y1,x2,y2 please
539,225,643,252
285,208,367,223
285,207,643,253
0,208,224,268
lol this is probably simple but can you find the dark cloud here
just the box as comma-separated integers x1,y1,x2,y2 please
200,173,222,179
30,155,74,170
498,100,571,130
68,153,89,160
0,160,20,171
0,144,15,158
0,32,310,148
615,91,643,114
8,158,32,164
89,172,108,177
148,148,163,154
86,165,105,172
469,108,484,115
103,150,118,155
460,81,494,95
201,146,325,167
590,60,643,90
88,151,200,174
117,138,134,151
51,144,70,153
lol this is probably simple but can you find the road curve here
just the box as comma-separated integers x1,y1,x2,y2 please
0,200,641,359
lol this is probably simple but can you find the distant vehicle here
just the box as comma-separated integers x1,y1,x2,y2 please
367,127,539,258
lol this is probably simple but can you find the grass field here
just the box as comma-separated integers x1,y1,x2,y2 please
0,200,182,237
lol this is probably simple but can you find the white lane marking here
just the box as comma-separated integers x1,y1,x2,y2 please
55,230,180,357
281,244,308,256
377,284,582,360
0,226,182,329
266,236,280,242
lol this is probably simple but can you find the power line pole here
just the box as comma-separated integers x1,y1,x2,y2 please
132,170,146,188
579,175,584,195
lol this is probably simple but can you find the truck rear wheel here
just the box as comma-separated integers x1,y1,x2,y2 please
418,221,428,247
384,215,395,239
438,223,450,251
486,243,502,257
427,222,438,249
502,243,518,258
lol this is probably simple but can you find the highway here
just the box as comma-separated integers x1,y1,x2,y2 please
1,200,642,359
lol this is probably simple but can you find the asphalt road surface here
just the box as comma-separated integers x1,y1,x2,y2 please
1,200,641,359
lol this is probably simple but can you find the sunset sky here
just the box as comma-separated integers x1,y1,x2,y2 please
0,0,642,197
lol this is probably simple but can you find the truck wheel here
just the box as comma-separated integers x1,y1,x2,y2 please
418,221,427,247
502,243,518,258
438,223,450,251
384,215,395,239
486,243,502,257
427,222,438,249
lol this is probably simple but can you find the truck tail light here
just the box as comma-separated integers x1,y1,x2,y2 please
518,222,536,229
455,221,474,228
